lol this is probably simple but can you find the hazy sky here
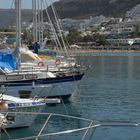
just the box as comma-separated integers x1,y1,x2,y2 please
0,0,58,9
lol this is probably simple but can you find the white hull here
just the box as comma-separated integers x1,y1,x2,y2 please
0,80,80,98
4,105,44,129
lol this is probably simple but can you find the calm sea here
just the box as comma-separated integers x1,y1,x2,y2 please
2,52,140,140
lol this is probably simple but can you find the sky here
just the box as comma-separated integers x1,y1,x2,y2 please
0,0,58,9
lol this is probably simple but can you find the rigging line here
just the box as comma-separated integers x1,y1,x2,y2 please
1,113,13,140
88,127,97,140
13,124,101,140
45,0,64,54
42,0,58,49
35,113,52,140
2,128,13,140
51,0,73,57
37,122,138,136
52,13,68,57
0,111,93,122
51,2,72,56
43,0,64,55
51,3,69,57
11,0,15,9
60,97,69,115
59,97,74,127
81,121,94,140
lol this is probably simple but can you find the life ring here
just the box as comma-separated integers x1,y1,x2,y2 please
38,61,45,67
55,59,61,65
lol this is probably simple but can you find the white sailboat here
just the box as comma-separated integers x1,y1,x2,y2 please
0,58,84,98
0,0,84,98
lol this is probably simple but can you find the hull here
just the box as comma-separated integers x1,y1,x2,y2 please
0,73,84,98
4,105,44,129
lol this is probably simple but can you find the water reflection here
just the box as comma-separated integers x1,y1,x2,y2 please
76,54,140,139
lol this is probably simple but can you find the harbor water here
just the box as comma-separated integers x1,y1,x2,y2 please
2,52,140,140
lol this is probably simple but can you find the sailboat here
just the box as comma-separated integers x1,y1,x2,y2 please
0,51,84,98
0,0,84,98
0,94,46,129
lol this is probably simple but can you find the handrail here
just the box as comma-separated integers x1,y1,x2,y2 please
1,111,138,140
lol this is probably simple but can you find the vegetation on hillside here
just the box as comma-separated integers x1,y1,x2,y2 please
52,0,140,19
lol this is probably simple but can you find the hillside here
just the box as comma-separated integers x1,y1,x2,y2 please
0,0,140,28
52,0,140,19
0,9,32,28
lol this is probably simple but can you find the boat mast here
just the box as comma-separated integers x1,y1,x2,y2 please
32,0,38,42
15,0,21,69
41,0,44,47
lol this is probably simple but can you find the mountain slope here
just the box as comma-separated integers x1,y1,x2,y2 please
52,0,140,19
0,9,32,28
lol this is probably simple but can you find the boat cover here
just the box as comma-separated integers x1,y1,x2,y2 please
0,52,16,70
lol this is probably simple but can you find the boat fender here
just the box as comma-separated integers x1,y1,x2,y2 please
55,59,61,65
0,102,8,111
38,61,45,67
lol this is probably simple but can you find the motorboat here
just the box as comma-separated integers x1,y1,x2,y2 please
0,94,46,129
